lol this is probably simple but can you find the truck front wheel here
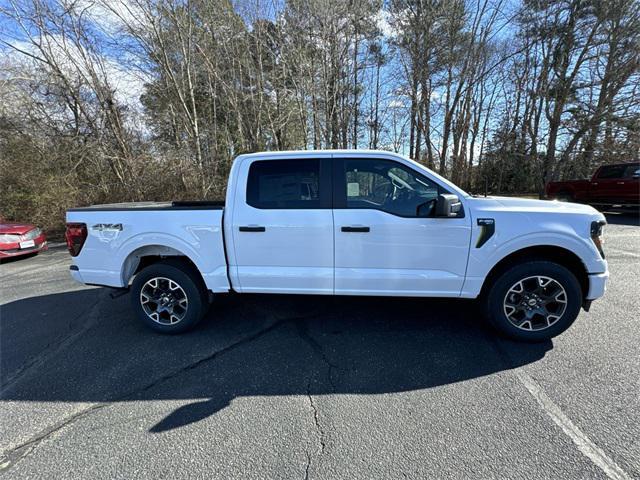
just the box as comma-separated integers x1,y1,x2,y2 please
485,261,582,342
130,260,208,334
555,191,574,202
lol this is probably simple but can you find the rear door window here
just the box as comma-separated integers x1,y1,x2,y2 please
597,165,626,179
623,165,640,178
247,159,328,209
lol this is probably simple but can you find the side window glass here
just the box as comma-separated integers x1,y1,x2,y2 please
623,165,640,178
247,159,321,209
597,165,625,179
346,169,391,205
344,159,440,217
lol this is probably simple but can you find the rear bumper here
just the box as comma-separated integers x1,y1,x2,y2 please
69,265,84,284
586,271,609,300
68,265,122,288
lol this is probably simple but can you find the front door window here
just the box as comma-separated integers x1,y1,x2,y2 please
342,159,440,217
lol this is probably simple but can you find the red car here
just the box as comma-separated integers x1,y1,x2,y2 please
546,162,640,207
0,219,48,259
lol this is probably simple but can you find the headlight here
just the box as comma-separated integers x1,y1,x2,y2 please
590,220,606,259
0,234,21,243
24,228,42,240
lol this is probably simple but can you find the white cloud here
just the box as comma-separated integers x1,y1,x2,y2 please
388,99,405,109
81,0,148,36
2,33,147,122
375,9,397,39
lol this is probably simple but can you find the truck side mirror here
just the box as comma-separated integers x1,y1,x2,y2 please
436,194,462,218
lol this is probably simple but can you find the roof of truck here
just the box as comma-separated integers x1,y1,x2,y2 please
235,149,470,199
237,149,405,159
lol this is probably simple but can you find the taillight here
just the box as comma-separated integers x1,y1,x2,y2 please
65,223,87,257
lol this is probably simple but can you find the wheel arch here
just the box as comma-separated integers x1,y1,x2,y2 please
479,245,589,300
121,244,205,288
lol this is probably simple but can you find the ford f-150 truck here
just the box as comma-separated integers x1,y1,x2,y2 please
546,161,640,207
66,150,609,341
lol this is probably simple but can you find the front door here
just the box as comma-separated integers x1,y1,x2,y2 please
333,156,472,297
231,156,334,294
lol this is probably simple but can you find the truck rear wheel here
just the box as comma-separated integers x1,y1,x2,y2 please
131,259,208,334
485,261,582,342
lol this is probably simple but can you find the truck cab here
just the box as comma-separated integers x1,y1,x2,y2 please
228,151,469,296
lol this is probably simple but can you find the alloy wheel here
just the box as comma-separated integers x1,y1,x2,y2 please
140,277,189,325
503,275,567,331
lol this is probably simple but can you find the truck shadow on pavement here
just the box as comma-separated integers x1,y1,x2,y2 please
1,288,552,433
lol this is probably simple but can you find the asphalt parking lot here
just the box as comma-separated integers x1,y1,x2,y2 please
1,212,639,479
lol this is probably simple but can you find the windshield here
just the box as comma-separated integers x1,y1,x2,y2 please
402,156,470,198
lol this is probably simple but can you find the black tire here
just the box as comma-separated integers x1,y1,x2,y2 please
484,261,582,342
130,259,208,334
556,191,574,202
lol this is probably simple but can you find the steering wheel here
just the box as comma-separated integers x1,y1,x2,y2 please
372,182,392,204
391,177,406,190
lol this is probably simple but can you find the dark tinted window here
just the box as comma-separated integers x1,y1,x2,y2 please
597,165,626,179
343,159,440,217
623,164,640,178
247,159,322,209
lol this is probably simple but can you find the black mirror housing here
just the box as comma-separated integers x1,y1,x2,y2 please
436,194,462,217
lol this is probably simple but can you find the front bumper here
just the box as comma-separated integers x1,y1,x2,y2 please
0,238,48,258
586,271,609,300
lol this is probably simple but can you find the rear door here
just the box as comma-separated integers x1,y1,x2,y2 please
332,155,472,297
621,164,640,205
230,155,334,294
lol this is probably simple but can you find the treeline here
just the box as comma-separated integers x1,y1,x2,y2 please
1,0,639,233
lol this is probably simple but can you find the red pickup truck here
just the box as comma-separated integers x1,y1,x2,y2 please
546,162,640,207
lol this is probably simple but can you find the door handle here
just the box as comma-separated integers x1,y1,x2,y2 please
616,181,625,185
341,226,370,233
239,226,266,232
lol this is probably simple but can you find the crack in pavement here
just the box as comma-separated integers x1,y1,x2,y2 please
307,382,327,455
303,451,312,480
296,322,339,480
0,403,108,474
0,313,323,474
303,380,327,480
129,317,292,399
295,321,338,391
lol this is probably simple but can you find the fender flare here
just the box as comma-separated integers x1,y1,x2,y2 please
117,233,204,286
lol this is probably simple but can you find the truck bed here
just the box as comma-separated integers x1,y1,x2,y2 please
66,203,229,292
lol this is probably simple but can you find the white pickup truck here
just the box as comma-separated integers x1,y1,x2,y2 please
66,150,609,341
